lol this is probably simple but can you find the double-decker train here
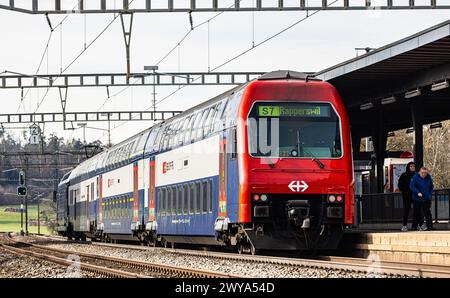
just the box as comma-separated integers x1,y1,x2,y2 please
56,70,354,253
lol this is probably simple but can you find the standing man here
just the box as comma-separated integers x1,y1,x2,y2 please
410,167,434,231
398,162,416,232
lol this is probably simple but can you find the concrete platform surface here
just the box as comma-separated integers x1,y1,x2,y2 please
343,230,450,266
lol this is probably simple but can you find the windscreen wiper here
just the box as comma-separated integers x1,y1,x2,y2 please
303,148,325,169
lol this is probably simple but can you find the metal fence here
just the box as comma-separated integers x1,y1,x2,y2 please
356,189,450,224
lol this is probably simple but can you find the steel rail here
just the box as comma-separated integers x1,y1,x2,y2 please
30,233,450,277
0,243,147,278
6,234,243,278
91,237,450,278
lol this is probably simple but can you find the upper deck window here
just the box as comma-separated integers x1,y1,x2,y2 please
247,102,342,158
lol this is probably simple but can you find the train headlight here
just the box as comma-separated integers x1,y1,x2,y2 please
328,195,336,203
253,194,260,201
336,195,343,203
260,194,268,202
290,149,298,157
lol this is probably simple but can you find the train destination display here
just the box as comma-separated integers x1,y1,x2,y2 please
257,104,331,118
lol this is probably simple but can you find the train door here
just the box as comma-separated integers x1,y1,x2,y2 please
218,134,228,219
98,175,103,230
148,159,156,223
133,162,139,228
226,127,239,222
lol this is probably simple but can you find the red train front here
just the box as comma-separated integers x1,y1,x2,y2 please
226,71,354,252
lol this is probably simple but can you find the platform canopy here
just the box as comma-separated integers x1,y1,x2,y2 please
315,20,450,191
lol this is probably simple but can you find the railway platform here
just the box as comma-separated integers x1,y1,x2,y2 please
342,230,450,266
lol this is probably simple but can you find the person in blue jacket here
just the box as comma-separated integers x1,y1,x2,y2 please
409,166,434,231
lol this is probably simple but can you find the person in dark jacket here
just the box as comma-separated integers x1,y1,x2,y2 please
410,167,434,231
398,162,416,231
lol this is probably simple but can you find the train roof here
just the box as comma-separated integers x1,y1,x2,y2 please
63,70,321,183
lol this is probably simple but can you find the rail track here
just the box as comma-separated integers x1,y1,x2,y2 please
20,233,450,277
2,233,244,278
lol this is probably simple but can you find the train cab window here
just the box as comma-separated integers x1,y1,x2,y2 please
247,102,342,158
208,179,213,213
202,180,208,213
195,182,201,214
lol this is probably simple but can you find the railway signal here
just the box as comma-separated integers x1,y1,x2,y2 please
17,170,27,196
17,186,27,196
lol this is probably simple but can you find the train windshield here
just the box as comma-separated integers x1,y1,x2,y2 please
247,102,342,158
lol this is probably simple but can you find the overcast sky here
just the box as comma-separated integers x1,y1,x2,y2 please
0,4,449,145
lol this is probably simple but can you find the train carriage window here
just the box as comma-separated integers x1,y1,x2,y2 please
121,196,125,218
91,182,95,201
161,188,166,216
181,185,187,215
114,198,117,218
157,189,161,216
173,120,184,147
202,180,208,213
175,185,181,215
209,102,223,134
195,182,201,214
183,114,196,144
110,199,114,219
209,179,213,213
96,177,99,198
129,195,132,218
192,110,206,141
124,195,127,218
230,128,238,159
167,187,171,215
204,105,217,137
171,186,177,215
161,126,171,151
169,186,174,215
165,187,170,216
179,116,191,146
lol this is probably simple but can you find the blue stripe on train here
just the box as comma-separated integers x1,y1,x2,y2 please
156,176,219,236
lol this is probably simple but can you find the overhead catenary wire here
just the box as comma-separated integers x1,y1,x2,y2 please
33,10,126,114
13,8,74,114
95,1,245,113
